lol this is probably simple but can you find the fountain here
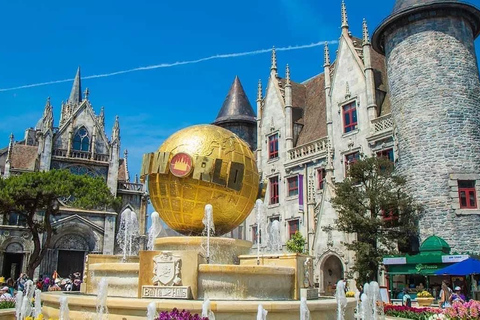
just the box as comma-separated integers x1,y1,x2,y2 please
147,212,163,251
96,278,109,320
34,289,42,319
336,280,348,320
14,290,23,320
267,219,282,252
257,304,268,320
300,297,310,320
146,301,156,320
59,296,70,320
117,208,140,261
202,204,215,264
40,124,356,319
202,298,215,320
255,199,263,264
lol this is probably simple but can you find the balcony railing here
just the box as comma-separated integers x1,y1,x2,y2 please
372,114,393,133
286,137,329,164
53,149,110,162
118,182,144,192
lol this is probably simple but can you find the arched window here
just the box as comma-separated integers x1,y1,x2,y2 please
73,127,90,151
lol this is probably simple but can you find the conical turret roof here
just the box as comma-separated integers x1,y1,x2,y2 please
373,0,480,54
213,76,256,125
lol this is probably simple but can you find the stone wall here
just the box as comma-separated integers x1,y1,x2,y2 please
383,13,480,253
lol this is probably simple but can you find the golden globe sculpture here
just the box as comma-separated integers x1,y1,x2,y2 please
140,125,259,235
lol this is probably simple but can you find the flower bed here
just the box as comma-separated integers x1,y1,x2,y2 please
444,300,480,319
384,304,443,320
0,298,15,309
156,308,208,320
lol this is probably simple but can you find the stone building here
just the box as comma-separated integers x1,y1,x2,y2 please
372,0,480,253
0,68,147,280
214,0,480,294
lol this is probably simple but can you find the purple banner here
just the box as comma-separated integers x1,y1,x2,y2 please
299,174,304,211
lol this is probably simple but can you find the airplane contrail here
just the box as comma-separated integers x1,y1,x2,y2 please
0,40,338,92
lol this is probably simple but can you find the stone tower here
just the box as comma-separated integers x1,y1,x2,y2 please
213,76,257,150
372,0,480,252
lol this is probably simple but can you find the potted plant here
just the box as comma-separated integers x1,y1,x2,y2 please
416,290,434,307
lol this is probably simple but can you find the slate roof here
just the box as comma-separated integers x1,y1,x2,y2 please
278,36,390,147
214,76,256,125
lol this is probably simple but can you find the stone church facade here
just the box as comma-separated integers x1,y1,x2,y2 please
214,0,480,294
0,68,147,280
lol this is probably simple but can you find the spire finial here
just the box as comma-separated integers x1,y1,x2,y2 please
362,19,370,45
324,42,331,67
257,79,263,101
112,115,120,140
285,64,291,86
271,46,277,74
341,0,349,29
84,87,90,100
68,66,82,105
6,133,14,162
124,149,128,158
9,133,14,142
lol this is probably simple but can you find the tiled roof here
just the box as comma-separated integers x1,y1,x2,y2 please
296,73,327,146
11,145,38,171
118,158,127,181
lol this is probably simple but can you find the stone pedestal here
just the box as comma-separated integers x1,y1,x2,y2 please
300,288,319,300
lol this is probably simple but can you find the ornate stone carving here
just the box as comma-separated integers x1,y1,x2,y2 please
56,234,89,251
303,258,313,288
5,242,23,253
152,252,182,286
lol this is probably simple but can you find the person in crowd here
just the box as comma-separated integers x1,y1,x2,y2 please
451,286,466,303
48,278,62,291
36,277,43,290
72,272,82,291
402,288,412,307
0,286,12,299
439,281,453,308
64,279,73,291
6,278,14,296
42,277,50,292
16,273,27,291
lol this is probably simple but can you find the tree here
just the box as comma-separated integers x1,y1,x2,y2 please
286,231,306,254
332,156,421,285
0,170,118,278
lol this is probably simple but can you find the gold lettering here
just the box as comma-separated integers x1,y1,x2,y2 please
212,159,226,186
140,153,154,178
192,156,214,182
152,151,170,174
227,162,244,191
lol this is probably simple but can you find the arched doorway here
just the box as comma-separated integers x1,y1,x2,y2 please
3,242,24,280
322,255,344,296
55,234,89,279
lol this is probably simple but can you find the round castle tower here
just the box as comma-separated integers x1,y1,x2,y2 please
372,0,480,252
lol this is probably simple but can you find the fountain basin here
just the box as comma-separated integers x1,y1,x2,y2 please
239,253,314,300
198,264,295,300
154,236,252,264
41,292,357,320
84,255,139,298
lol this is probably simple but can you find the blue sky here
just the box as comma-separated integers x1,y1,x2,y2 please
1,0,479,181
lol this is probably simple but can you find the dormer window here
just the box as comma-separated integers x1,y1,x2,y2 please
73,127,90,151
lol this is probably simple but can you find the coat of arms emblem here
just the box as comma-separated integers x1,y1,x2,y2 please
152,252,182,286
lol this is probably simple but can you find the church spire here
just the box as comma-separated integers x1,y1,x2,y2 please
112,115,120,142
124,149,130,182
257,79,263,102
341,0,349,30
362,19,370,45
324,42,331,67
68,67,82,105
6,133,14,163
271,47,277,76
